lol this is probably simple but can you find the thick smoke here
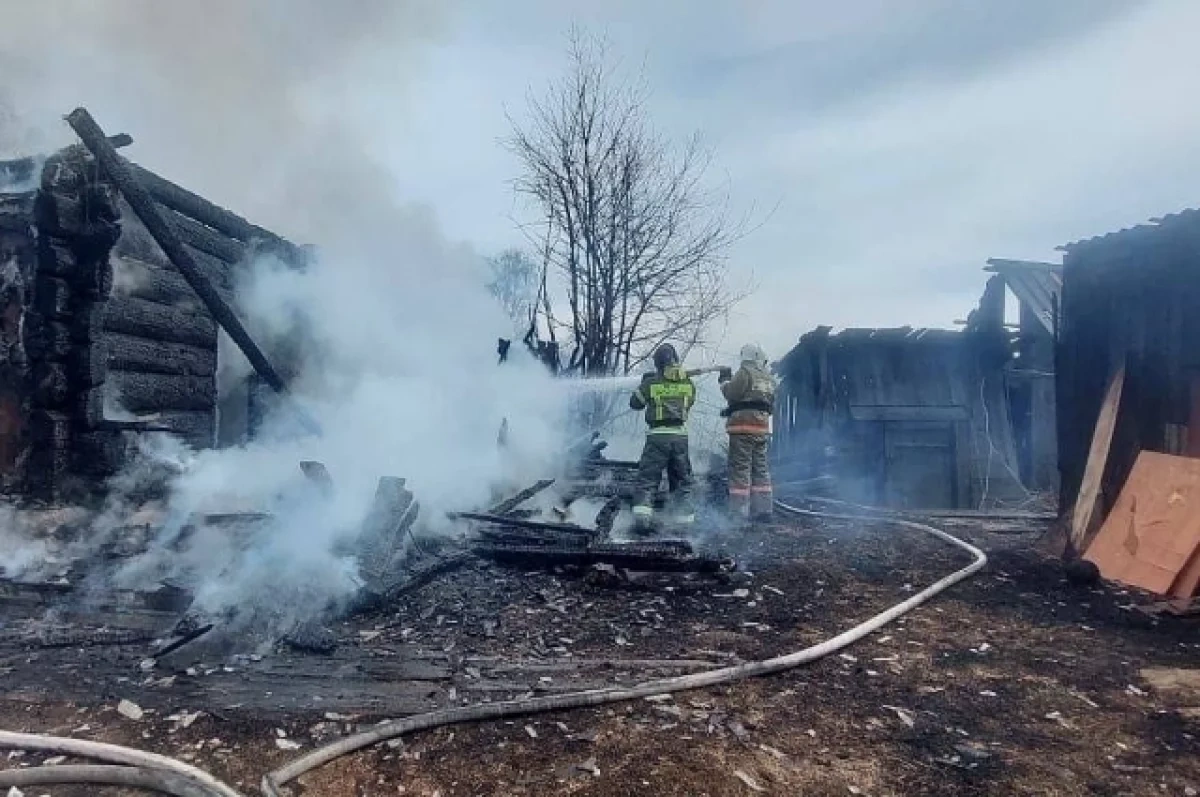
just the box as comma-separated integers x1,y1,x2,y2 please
1,2,578,633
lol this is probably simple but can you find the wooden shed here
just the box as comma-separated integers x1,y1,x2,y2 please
773,259,1063,510
774,318,1025,509
1056,207,1200,523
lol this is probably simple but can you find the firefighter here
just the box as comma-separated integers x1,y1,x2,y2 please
629,344,697,531
719,343,776,521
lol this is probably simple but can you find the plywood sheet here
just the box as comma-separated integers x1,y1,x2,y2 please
1084,451,1200,598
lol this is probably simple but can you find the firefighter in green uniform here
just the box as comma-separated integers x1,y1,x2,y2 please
720,343,777,522
629,344,696,532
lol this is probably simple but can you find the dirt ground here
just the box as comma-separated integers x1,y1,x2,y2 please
2,508,1199,796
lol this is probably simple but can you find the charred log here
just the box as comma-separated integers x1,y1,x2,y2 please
126,161,304,264
473,540,733,574
31,362,70,408
452,512,593,537
73,332,217,384
79,295,217,348
113,210,236,293
36,237,113,298
356,477,419,593
68,109,288,394
101,371,216,413
26,410,71,494
22,314,73,360
72,430,133,479
111,254,229,310
489,479,556,515
160,206,246,265
32,183,121,247
32,275,72,320
95,410,215,444
0,192,36,231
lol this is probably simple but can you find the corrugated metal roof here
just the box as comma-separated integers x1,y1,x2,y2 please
1056,207,1200,254
984,258,1062,335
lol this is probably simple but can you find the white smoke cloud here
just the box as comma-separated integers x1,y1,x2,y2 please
1,1,580,634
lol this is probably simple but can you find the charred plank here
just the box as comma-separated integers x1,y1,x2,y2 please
473,541,733,574
489,479,556,515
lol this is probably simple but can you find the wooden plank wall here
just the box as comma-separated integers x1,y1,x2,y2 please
1057,218,1200,517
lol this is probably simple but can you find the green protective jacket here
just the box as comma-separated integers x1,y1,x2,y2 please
630,365,696,435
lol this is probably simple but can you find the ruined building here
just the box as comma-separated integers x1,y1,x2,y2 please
0,140,304,502
772,260,1060,510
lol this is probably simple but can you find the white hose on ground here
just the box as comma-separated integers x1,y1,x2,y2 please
0,763,220,796
262,501,987,796
0,731,243,797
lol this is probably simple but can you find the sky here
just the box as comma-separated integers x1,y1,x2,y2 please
4,0,1200,362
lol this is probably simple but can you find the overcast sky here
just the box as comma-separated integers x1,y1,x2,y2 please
5,0,1200,361
362,0,1200,358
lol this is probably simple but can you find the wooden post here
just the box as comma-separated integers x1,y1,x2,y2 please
1069,360,1126,555
65,108,288,395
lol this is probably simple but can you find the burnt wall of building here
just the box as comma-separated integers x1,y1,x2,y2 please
1057,220,1200,517
1,141,304,502
0,147,122,500
775,325,1025,509
0,190,39,492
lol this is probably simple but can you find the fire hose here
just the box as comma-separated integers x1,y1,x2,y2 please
261,502,987,795
0,730,243,797
0,504,985,796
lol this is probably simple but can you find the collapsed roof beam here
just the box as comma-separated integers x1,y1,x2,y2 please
66,107,289,395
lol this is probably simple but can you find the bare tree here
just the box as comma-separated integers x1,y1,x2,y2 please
507,29,745,377
486,248,541,330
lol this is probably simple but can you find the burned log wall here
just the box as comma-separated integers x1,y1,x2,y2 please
0,147,123,498
1056,211,1200,520
0,190,39,492
0,142,303,500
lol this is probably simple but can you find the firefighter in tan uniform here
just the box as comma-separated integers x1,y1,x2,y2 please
719,344,776,521
629,344,697,532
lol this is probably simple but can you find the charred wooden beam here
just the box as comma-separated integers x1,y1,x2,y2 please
473,541,733,574
126,161,304,264
66,108,288,394
357,477,419,594
451,511,593,537
78,295,217,349
488,479,556,515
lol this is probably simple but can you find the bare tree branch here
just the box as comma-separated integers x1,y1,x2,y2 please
506,27,747,378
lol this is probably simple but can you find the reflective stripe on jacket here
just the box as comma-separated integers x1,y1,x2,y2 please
630,365,695,435
721,361,776,434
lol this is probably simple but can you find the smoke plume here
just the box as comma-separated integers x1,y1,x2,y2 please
2,2,578,634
